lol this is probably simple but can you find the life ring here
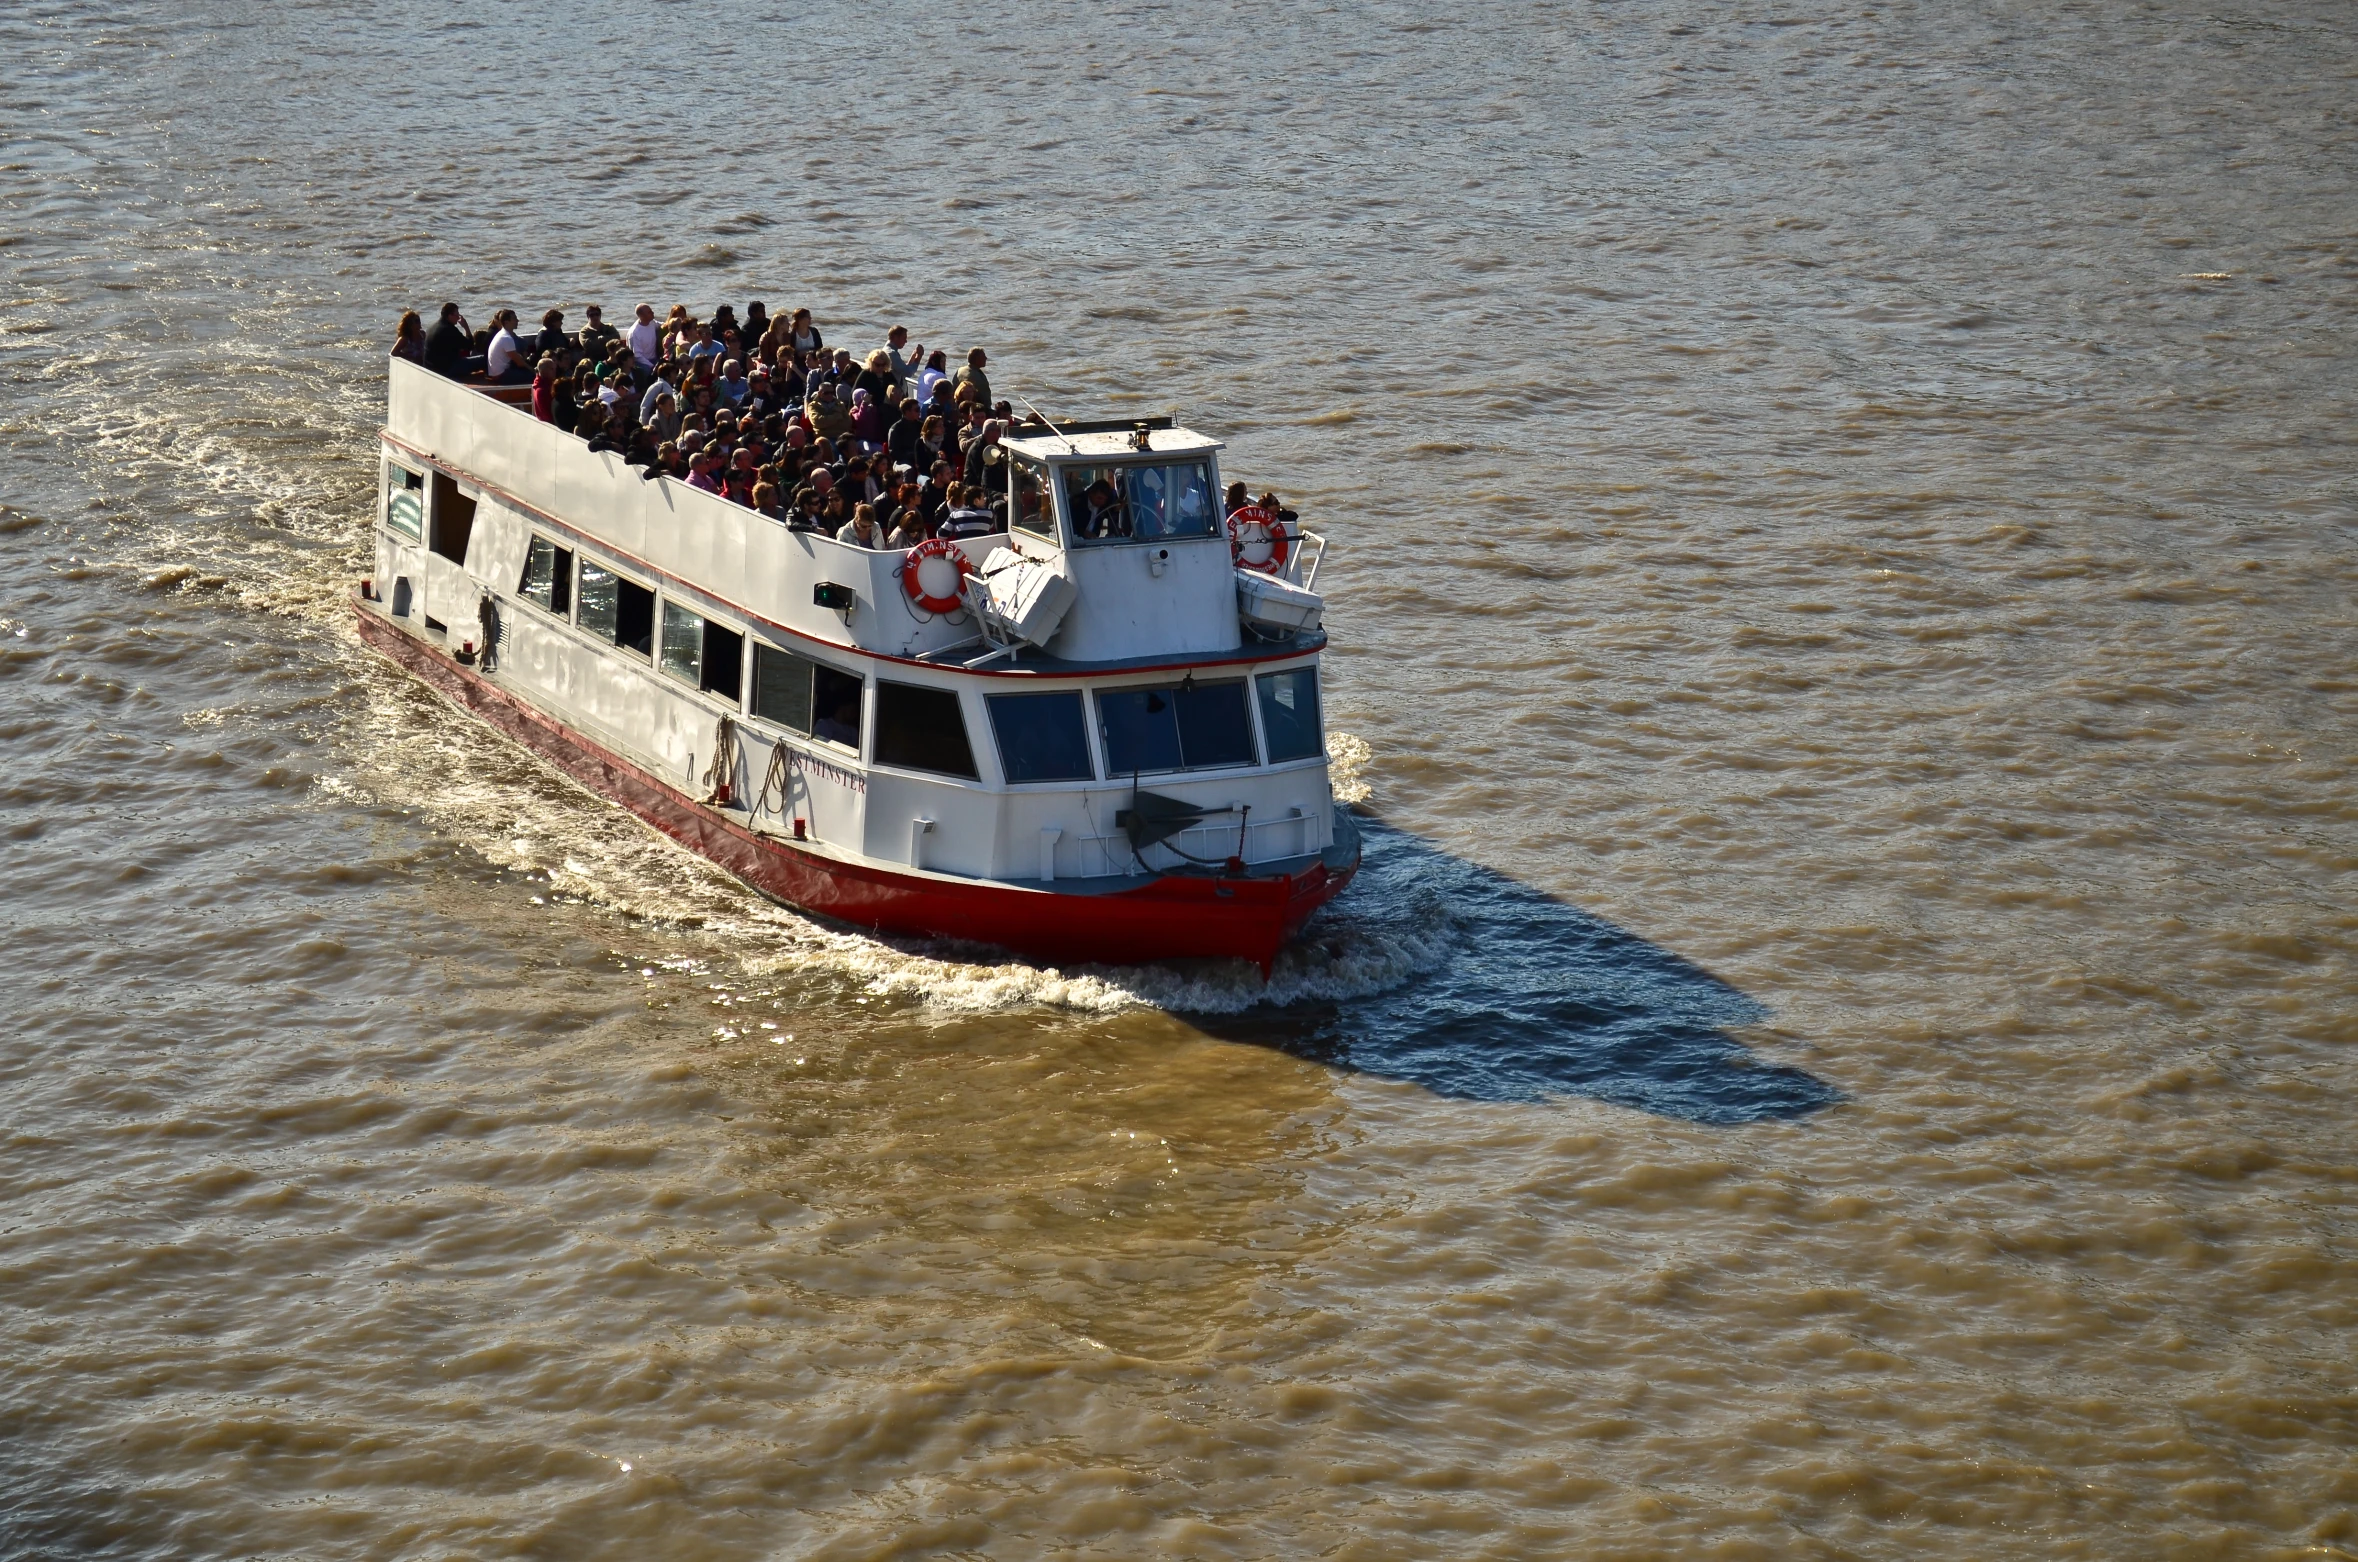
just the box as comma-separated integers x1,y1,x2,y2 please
1227,505,1290,573
900,537,967,615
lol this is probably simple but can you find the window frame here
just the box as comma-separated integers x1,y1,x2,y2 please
516,534,574,617
748,640,865,756
871,679,981,781
1254,666,1325,765
384,462,424,541
575,554,656,660
985,688,1098,785
1059,458,1222,548
1093,676,1260,777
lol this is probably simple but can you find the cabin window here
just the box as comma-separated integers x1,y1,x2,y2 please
659,602,705,686
660,601,742,700
1256,668,1323,763
577,562,654,657
1063,461,1219,545
1096,678,1256,775
385,465,424,540
1010,455,1053,541
429,472,476,564
873,681,979,780
752,644,863,750
987,690,1095,783
517,536,573,615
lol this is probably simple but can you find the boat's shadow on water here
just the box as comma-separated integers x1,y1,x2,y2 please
1198,816,1840,1125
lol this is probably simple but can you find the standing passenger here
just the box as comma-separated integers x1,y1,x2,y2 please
626,303,661,371
424,302,474,379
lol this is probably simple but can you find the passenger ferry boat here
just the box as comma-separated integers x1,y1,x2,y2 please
354,356,1358,972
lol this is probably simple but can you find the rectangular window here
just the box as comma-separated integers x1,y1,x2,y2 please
577,562,654,657
874,681,978,779
386,465,424,540
987,690,1094,783
660,602,705,686
1011,455,1053,540
429,472,476,563
1097,678,1256,775
1256,668,1323,762
701,622,742,703
517,535,574,615
751,643,814,734
1063,461,1219,545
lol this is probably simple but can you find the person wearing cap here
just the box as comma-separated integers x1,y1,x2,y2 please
806,383,852,444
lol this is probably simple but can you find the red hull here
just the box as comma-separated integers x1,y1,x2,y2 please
352,595,1356,972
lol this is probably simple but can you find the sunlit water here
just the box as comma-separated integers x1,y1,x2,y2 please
4,0,2354,1555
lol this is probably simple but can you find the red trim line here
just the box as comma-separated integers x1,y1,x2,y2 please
350,590,1356,972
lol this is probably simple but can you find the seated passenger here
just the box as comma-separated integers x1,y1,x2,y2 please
685,451,723,493
788,307,823,355
961,419,1003,489
939,482,996,539
424,301,475,380
717,359,750,408
751,481,785,521
855,350,895,406
806,383,852,443
626,303,662,371
1225,481,1250,519
837,501,886,549
886,399,928,470
580,304,620,358
813,694,858,748
484,309,529,384
683,321,725,366
788,486,829,533
848,387,886,448
391,309,427,366
1076,477,1127,539
534,308,569,360
531,357,559,423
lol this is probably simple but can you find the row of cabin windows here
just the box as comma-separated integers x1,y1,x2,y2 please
514,533,1322,783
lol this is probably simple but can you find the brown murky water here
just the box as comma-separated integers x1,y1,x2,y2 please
4,0,2355,1555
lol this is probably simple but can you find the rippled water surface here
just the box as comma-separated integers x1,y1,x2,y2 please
5,0,2355,1555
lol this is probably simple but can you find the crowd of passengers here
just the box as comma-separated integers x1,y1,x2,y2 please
391,298,1292,550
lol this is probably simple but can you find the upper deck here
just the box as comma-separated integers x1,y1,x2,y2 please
382,359,1325,676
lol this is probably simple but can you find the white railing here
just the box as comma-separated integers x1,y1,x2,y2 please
387,358,997,657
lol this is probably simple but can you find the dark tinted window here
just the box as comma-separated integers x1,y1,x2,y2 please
702,622,742,702
812,663,864,749
1256,668,1322,762
1098,679,1256,774
615,578,654,657
752,644,813,733
577,562,618,641
874,681,978,779
987,691,1094,783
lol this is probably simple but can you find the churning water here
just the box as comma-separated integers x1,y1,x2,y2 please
3,0,2354,1555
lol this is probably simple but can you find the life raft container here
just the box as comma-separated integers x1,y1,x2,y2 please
899,537,968,615
1227,505,1290,573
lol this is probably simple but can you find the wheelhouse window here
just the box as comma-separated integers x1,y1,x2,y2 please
1097,678,1257,775
659,601,743,700
1256,668,1323,763
1010,455,1054,541
577,561,654,657
986,690,1094,783
873,681,979,780
751,643,863,750
385,464,424,540
1063,461,1219,544
517,535,573,615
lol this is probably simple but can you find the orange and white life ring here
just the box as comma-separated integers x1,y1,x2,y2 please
900,537,968,615
1227,505,1290,573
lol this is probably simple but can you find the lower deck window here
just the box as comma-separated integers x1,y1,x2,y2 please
987,690,1094,783
578,562,653,657
751,643,863,750
518,536,573,615
386,465,424,540
874,681,978,779
1097,679,1256,775
660,601,743,700
1255,668,1322,762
